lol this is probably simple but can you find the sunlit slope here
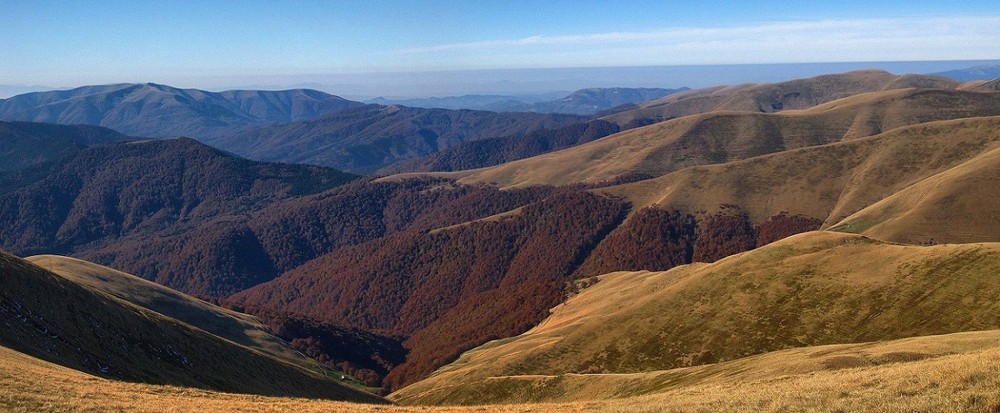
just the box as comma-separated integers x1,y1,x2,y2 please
602,69,959,124
831,145,1000,244
0,251,384,402
4,326,1000,412
393,231,1000,404
448,89,1000,188
26,254,315,372
597,116,1000,229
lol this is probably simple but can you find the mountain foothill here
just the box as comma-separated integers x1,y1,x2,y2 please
2,68,1000,411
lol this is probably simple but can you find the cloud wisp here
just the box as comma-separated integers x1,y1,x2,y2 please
394,16,1000,67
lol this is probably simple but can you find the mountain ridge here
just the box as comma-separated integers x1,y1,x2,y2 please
0,83,364,139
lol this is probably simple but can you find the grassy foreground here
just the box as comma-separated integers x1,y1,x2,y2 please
3,330,1000,412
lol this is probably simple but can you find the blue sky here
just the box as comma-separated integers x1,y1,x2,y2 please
2,1,1000,95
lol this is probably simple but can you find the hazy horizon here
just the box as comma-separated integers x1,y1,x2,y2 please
4,1,1000,98
2,59,998,100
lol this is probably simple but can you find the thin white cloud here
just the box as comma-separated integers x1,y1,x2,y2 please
393,16,1000,66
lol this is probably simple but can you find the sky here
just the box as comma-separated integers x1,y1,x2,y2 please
2,1,1000,97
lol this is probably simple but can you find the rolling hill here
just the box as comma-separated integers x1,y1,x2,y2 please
0,250,384,402
26,255,315,368
0,136,357,295
0,121,135,195
392,231,1000,405
203,104,584,173
0,121,130,172
380,119,627,174
0,83,364,139
444,88,1000,188
4,328,1000,411
601,69,960,125
830,144,1000,244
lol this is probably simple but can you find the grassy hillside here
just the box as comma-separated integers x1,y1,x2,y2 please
598,116,1000,229
831,145,1000,244
445,89,1000,188
0,250,384,402
602,69,959,125
4,328,999,412
392,231,1000,405
26,255,313,370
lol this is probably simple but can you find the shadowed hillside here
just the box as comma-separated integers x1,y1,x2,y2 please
393,231,1000,405
0,121,130,172
79,177,555,298
0,84,363,138
0,138,357,294
381,119,626,173
229,191,631,390
0,250,384,402
0,121,135,195
204,104,584,173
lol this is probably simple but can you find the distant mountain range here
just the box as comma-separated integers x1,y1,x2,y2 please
0,84,590,173
0,83,363,139
367,87,687,115
932,64,1000,81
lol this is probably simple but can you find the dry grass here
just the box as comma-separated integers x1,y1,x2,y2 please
0,251,382,402
831,144,1000,244
439,82,999,189
596,339,1000,413
596,116,1000,230
4,331,1000,412
26,255,322,375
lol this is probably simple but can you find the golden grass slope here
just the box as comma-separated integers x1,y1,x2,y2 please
597,116,1000,231
0,251,384,403
831,144,1000,244
392,231,1000,405
4,326,1000,412
447,89,1000,188
603,69,959,125
26,255,313,372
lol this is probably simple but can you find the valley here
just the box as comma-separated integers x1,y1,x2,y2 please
2,63,1000,412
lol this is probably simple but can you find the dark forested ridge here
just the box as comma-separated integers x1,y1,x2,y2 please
203,104,585,173
575,206,824,277
381,119,625,173
229,191,631,389
0,121,135,195
0,121,130,172
0,137,357,275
